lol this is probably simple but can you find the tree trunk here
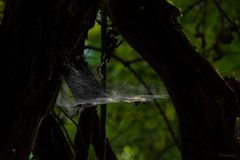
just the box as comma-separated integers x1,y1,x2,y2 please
33,114,74,160
103,0,240,159
1,0,239,159
0,0,98,159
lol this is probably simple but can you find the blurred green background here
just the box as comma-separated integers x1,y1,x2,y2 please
1,0,239,159
82,1,240,159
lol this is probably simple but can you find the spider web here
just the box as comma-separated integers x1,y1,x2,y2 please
56,65,168,116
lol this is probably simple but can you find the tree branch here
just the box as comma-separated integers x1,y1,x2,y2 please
112,54,181,150
103,0,239,159
182,0,203,15
212,0,240,38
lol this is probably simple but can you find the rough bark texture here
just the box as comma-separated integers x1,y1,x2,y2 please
103,0,240,159
0,0,239,159
0,0,98,159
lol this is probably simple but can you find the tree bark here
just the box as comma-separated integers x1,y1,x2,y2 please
33,114,74,160
0,0,98,159
74,107,96,160
91,110,118,160
1,0,239,159
103,0,240,159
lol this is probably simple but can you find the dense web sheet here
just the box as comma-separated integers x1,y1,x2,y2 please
56,65,168,115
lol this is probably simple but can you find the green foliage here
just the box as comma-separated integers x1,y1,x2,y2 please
1,0,239,159
59,22,181,159
80,1,240,159
52,1,239,159
172,0,240,78
83,24,181,159
0,0,5,25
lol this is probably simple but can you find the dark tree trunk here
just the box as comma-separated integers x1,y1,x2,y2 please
91,110,118,160
33,114,74,160
74,107,97,160
103,0,240,159
0,0,239,160
0,0,98,159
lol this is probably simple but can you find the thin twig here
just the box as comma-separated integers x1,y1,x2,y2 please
112,55,181,150
100,8,107,160
85,46,143,65
53,111,75,149
85,38,181,150
57,107,87,152
212,0,240,38
127,58,143,65
182,0,203,15
57,107,79,127
85,45,102,52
